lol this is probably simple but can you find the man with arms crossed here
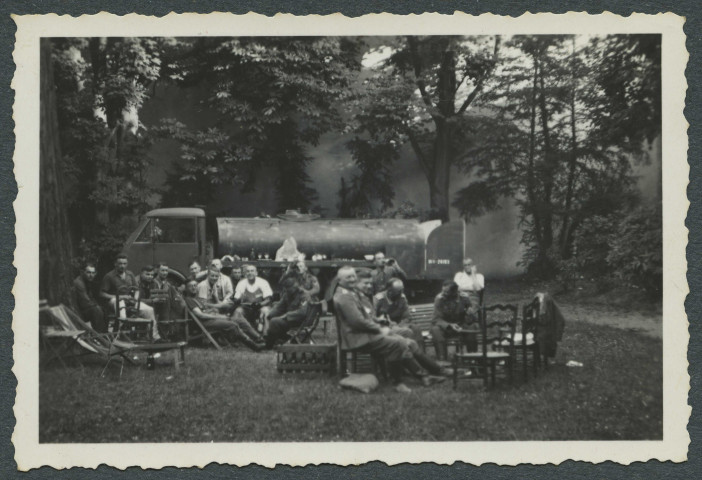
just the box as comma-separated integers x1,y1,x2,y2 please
72,262,106,332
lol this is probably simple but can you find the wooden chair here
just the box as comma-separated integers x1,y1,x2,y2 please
183,305,223,350
114,285,152,342
333,313,385,378
409,288,484,355
285,301,323,345
453,303,518,389
518,297,545,381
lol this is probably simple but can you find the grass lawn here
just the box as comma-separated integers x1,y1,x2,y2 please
39,306,662,442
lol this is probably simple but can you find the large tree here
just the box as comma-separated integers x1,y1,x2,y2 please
40,38,74,304
452,34,661,277
346,36,501,221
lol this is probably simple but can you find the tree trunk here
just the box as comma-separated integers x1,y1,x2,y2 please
429,119,452,222
559,37,579,259
527,56,543,249
536,57,555,255
40,38,74,305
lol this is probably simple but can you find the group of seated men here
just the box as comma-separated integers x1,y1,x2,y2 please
72,253,323,351
332,256,484,393
72,250,484,391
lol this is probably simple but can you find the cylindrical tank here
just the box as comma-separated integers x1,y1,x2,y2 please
215,217,442,278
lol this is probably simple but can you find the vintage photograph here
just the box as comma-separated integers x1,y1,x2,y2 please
13,12,688,468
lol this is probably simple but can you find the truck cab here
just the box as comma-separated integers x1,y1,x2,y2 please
123,208,207,282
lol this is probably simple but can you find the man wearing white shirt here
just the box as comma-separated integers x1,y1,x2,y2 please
453,258,485,310
197,263,234,313
233,264,273,334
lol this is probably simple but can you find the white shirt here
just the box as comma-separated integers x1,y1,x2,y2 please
453,271,485,292
234,277,273,301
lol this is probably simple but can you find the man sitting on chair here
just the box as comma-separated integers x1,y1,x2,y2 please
197,264,234,313
334,266,445,394
262,277,311,349
454,257,484,313
183,280,264,351
72,262,106,332
430,280,474,361
153,262,185,320
100,253,161,341
232,264,273,334
373,277,425,350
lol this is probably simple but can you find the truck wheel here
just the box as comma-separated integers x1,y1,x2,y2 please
167,269,187,288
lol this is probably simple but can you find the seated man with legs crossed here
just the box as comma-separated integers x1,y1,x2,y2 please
373,277,425,351
263,277,311,349
334,266,445,394
183,279,264,351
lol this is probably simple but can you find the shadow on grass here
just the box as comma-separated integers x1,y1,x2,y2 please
38,316,662,443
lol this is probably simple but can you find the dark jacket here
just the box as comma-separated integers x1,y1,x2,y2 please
432,293,471,328
72,275,100,313
536,293,565,358
268,288,310,322
374,291,410,324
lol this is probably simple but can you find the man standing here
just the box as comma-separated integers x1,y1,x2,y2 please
370,252,406,295
263,277,311,348
183,280,264,351
72,262,106,332
373,278,425,350
233,265,273,334
334,266,444,394
197,266,234,313
100,253,161,341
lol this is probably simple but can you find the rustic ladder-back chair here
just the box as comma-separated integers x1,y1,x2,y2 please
452,303,518,389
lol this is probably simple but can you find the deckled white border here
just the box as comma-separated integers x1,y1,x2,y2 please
11,11,689,470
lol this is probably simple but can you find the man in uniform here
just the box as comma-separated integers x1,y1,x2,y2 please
430,280,474,361
334,266,445,394
373,278,425,350
263,277,311,348
72,262,106,332
370,252,407,295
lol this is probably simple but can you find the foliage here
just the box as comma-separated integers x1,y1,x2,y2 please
451,34,660,279
51,37,171,267
161,37,362,213
347,36,501,220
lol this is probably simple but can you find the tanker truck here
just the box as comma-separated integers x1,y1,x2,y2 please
123,207,464,294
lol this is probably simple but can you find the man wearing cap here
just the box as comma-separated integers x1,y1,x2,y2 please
263,277,311,348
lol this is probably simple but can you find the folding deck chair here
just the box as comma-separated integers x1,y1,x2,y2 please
47,304,187,376
284,301,323,345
